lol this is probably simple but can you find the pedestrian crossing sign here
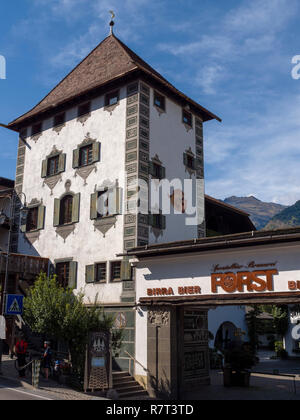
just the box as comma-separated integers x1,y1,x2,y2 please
5,295,24,316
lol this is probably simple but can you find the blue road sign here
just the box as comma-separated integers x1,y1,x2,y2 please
5,294,24,316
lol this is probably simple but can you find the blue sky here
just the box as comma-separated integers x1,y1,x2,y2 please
0,0,300,205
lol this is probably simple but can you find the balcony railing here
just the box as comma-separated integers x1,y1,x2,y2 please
0,252,49,276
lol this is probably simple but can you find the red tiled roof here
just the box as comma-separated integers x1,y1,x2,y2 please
8,34,221,129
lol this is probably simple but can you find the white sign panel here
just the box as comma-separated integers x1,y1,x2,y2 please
137,245,300,299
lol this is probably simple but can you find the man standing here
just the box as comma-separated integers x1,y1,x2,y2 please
15,335,28,378
43,341,52,381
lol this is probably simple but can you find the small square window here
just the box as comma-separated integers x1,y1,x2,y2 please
54,113,65,127
182,110,193,127
154,92,165,111
105,90,119,107
47,155,60,177
32,123,42,136
78,102,91,117
79,145,93,167
110,261,121,282
96,263,107,283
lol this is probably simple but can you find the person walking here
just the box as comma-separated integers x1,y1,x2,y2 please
43,341,52,381
15,336,28,378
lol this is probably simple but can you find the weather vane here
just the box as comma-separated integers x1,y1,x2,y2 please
109,11,115,35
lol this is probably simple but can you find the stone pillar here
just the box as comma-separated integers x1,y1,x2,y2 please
147,306,178,399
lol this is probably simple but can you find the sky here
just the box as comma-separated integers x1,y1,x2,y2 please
0,0,300,205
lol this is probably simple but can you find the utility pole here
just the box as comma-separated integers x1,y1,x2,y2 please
0,190,27,375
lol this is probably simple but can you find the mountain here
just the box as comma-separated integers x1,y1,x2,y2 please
263,200,300,230
224,196,287,230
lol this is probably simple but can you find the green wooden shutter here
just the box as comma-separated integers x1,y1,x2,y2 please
92,142,100,163
53,199,60,227
68,261,78,289
121,259,132,281
73,148,79,169
58,153,66,173
90,192,98,220
41,159,47,178
85,264,95,284
37,205,46,230
161,215,166,230
72,193,80,223
109,186,121,215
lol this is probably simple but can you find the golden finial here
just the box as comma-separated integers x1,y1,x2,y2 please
109,11,115,35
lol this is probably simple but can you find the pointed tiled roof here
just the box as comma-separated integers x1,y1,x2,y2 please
8,34,220,129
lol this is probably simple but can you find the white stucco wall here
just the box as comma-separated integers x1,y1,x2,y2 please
148,89,201,244
18,87,128,303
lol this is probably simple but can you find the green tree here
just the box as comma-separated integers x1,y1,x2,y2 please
23,273,123,379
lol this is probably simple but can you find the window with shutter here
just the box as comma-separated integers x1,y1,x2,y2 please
79,145,93,167
182,110,193,127
154,92,166,111
110,261,121,282
26,207,39,232
60,195,73,225
56,262,70,289
96,263,107,283
47,155,60,176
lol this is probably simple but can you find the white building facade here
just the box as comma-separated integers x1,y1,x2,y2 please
7,33,220,371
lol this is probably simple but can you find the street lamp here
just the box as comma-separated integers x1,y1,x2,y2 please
0,190,28,374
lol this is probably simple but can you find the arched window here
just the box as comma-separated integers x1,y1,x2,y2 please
60,195,73,225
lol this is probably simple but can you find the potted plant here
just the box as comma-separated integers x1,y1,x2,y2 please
223,343,257,387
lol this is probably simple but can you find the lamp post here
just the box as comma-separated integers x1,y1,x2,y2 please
0,190,28,374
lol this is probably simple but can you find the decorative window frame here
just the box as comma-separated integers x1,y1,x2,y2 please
53,180,80,242
53,112,66,135
109,260,122,283
183,147,196,177
20,198,45,245
73,133,101,185
54,258,78,289
90,180,121,237
149,154,166,180
153,91,166,116
104,89,120,115
31,122,43,143
77,102,91,125
182,108,193,132
42,145,66,195
85,261,108,284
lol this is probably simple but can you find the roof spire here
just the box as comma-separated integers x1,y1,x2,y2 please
109,11,115,35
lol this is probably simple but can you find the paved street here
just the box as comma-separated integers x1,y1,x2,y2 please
0,379,55,400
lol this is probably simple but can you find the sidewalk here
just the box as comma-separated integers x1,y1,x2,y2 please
0,356,106,400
